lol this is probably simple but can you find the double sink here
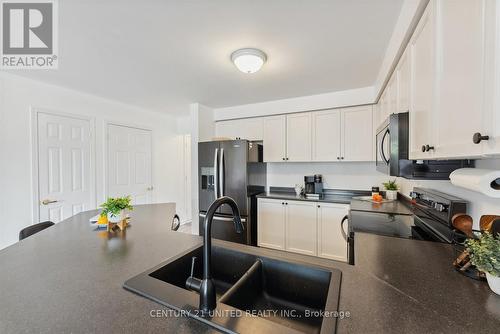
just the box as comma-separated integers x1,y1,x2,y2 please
124,245,342,334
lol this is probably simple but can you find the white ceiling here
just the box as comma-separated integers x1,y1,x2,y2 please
9,0,404,115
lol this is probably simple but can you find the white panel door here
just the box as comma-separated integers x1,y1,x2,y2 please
257,199,285,250
286,112,312,161
285,200,317,256
107,124,152,205
38,113,92,223
342,106,374,161
317,203,349,262
312,109,342,161
433,0,485,158
263,115,286,162
409,1,436,159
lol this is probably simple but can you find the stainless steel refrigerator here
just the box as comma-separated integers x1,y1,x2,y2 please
198,140,266,245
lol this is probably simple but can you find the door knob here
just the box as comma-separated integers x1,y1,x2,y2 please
472,132,489,144
41,199,58,205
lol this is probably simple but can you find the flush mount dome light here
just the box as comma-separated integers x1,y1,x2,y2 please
231,48,267,74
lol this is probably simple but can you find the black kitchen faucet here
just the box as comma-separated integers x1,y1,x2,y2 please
185,196,244,312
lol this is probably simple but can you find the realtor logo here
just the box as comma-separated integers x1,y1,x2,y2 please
1,0,58,69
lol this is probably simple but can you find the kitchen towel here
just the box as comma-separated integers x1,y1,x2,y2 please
450,168,500,198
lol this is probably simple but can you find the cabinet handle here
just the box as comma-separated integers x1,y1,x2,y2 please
285,202,288,205
472,132,489,144
341,157,344,160
317,205,320,208
286,157,289,160
337,157,340,160
282,157,285,161
281,202,284,205
421,144,434,152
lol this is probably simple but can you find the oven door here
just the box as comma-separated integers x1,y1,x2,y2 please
376,123,391,174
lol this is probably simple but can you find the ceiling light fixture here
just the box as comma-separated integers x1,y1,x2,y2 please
231,48,267,74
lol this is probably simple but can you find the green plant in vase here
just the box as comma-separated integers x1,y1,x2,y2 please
100,196,133,223
466,232,500,295
382,179,398,200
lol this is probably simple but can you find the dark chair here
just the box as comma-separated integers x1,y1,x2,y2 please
171,214,180,231
19,221,55,241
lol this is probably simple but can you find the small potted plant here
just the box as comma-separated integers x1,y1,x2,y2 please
466,232,500,295
100,196,133,223
382,179,398,200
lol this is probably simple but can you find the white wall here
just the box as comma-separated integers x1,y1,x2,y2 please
397,159,500,229
267,162,388,191
214,87,375,121
0,72,184,250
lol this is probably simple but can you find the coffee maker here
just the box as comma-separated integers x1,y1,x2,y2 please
304,175,323,198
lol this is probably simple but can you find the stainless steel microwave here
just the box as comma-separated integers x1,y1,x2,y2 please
375,112,473,179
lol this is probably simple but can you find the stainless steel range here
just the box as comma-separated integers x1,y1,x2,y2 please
347,188,468,265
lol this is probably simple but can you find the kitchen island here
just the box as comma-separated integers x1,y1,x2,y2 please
0,203,499,333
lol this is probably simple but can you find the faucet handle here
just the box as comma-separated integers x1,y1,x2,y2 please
190,256,197,277
185,256,202,292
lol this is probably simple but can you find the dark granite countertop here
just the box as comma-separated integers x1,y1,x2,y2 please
1,203,499,333
258,188,414,216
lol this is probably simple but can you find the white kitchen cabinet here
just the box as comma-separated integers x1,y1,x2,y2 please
312,109,342,161
257,199,286,250
379,90,389,124
430,0,485,159
286,112,312,161
317,203,349,262
482,0,500,156
263,115,287,162
257,198,349,261
215,118,264,141
387,75,397,116
409,1,436,159
286,201,317,256
396,47,411,113
342,106,374,161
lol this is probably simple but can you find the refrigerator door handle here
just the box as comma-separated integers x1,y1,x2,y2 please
219,148,224,197
214,148,219,200
199,213,247,223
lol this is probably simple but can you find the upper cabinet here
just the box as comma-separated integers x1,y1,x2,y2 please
409,1,436,159
215,118,264,141
396,48,411,113
432,0,485,158
312,109,342,161
286,112,312,161
262,115,287,162
342,106,374,161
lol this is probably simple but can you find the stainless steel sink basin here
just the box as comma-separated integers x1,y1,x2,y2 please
124,245,341,334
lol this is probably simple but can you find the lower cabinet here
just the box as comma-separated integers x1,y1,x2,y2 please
257,198,286,250
257,198,349,261
286,201,317,256
317,203,349,262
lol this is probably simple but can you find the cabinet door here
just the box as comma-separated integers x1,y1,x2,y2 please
397,47,411,113
342,106,374,161
263,115,286,162
215,120,239,139
257,199,285,250
409,1,436,159
387,75,397,115
433,0,485,158
285,200,317,256
312,109,341,161
286,112,312,161
483,0,500,155
317,203,349,262
240,118,264,141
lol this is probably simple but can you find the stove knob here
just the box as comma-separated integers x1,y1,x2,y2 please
410,192,419,199
434,203,445,212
